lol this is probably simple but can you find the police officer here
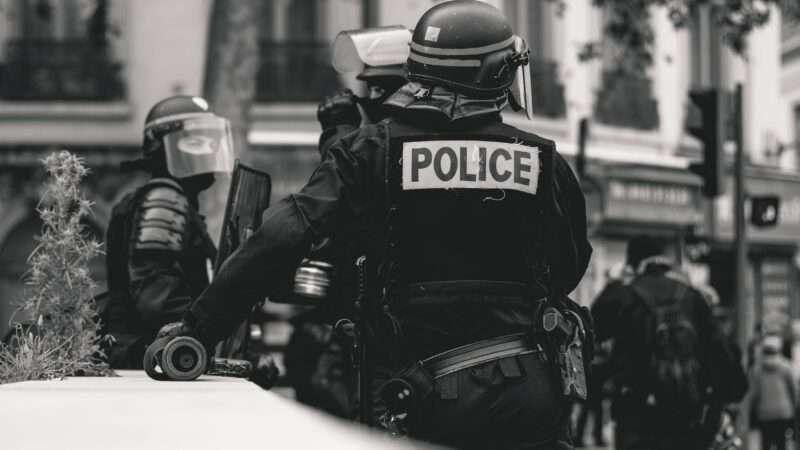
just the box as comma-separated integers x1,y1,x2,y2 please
316,63,406,158
283,29,410,418
317,24,410,158
159,2,591,448
104,95,233,369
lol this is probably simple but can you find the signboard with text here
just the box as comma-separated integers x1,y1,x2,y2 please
603,166,703,226
760,258,793,335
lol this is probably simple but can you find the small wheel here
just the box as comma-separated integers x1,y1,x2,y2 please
143,337,171,381
161,336,207,381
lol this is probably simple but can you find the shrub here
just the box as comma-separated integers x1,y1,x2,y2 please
0,151,109,383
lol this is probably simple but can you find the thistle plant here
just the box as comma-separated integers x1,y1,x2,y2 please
0,151,108,383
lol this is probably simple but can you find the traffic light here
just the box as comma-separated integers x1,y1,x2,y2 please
750,195,780,227
687,88,728,197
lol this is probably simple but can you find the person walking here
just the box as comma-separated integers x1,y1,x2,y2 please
751,335,796,450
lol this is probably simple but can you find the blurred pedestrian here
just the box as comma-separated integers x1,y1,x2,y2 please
751,335,796,450
574,339,611,447
595,235,747,450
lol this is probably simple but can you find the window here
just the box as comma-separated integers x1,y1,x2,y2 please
0,0,125,101
782,2,800,63
502,0,566,118
592,4,660,130
256,0,362,102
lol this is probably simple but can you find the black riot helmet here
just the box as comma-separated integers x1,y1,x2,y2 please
134,95,233,183
407,0,529,99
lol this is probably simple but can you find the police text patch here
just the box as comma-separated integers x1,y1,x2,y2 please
402,140,540,195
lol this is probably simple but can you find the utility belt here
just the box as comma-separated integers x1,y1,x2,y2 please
378,332,542,431
423,332,541,379
378,303,591,432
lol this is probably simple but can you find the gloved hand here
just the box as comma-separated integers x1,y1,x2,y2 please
317,89,361,129
249,354,280,390
154,320,215,358
156,321,194,340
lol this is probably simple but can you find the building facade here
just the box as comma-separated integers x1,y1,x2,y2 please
0,0,793,345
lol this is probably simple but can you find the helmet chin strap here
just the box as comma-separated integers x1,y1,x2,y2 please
506,88,524,112
178,173,215,210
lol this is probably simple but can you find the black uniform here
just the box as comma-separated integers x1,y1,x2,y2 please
105,178,215,368
285,80,405,418
183,82,591,448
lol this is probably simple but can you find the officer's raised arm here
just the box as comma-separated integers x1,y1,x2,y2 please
180,130,376,346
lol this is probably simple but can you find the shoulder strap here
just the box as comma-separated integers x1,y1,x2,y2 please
379,120,405,308
629,276,694,320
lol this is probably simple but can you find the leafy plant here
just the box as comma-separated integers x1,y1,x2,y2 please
0,151,109,384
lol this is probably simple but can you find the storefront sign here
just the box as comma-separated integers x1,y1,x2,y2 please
761,258,792,334
603,167,703,226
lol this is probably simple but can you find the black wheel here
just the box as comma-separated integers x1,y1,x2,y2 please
161,336,207,381
143,337,171,381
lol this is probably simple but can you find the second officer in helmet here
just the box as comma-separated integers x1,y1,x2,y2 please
159,1,592,448
104,95,233,368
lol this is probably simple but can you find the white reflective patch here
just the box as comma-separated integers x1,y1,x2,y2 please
402,141,540,195
192,97,209,110
424,26,440,42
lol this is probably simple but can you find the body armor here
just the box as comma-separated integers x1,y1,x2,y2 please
105,178,215,368
373,119,558,360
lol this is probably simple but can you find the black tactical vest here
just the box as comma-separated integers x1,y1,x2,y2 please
371,119,555,325
364,119,560,360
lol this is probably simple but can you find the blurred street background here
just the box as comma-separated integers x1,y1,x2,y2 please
1,1,800,448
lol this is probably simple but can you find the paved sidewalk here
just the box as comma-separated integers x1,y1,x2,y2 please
0,371,434,450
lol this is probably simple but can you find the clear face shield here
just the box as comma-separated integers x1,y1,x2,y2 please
332,25,411,75
509,36,534,120
160,114,235,180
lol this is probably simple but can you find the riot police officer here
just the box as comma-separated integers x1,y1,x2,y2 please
317,25,410,157
283,26,410,418
159,2,591,448
104,95,233,369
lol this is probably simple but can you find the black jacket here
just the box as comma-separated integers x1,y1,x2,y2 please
105,178,215,368
598,262,747,418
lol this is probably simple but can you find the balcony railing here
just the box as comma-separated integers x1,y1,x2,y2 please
594,70,660,130
530,57,566,119
0,39,125,101
256,41,340,102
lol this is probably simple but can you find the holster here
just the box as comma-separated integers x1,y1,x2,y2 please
540,301,593,401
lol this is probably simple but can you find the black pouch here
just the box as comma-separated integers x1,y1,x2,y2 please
379,361,436,418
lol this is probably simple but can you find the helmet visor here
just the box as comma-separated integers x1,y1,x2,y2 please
163,115,234,179
332,25,411,74
509,36,533,120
